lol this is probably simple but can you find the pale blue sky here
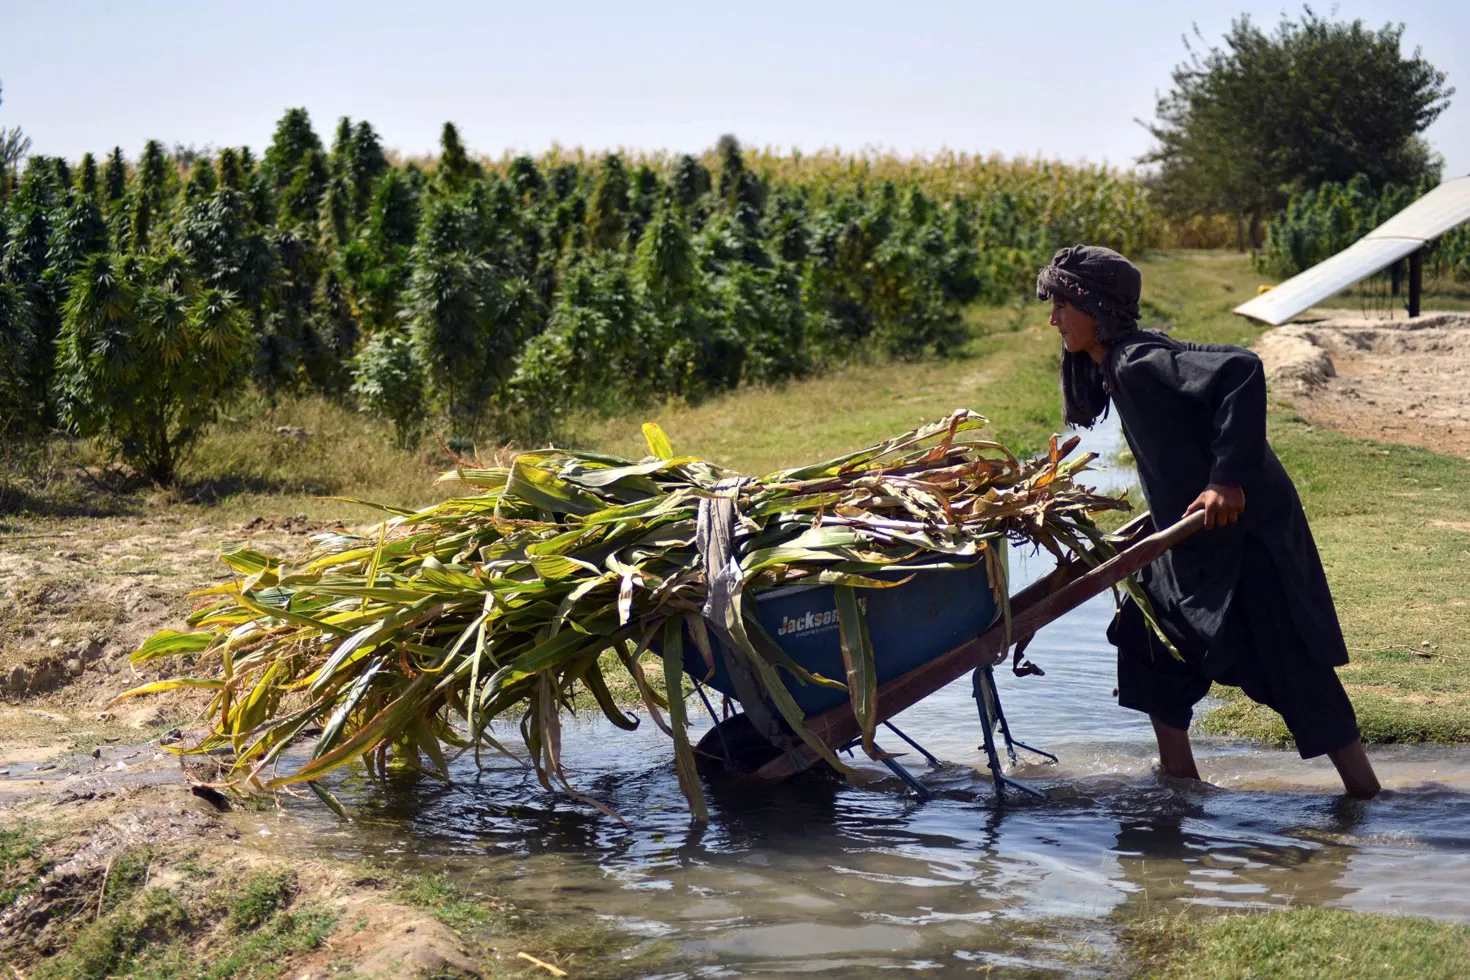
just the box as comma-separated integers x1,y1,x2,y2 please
1,0,1465,176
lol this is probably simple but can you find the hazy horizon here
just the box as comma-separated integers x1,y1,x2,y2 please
2,0,1466,178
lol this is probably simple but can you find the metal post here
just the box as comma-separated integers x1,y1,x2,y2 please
1391,261,1401,297
1409,248,1423,318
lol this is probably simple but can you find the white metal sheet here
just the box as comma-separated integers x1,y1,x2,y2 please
1233,237,1421,325
1366,176,1470,242
1233,175,1470,325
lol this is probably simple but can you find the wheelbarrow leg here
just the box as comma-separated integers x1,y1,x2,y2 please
990,682,1059,767
692,679,735,769
972,666,1047,801
876,746,934,801
882,720,940,766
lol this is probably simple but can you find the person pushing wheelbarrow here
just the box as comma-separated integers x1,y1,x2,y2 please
1036,245,1380,798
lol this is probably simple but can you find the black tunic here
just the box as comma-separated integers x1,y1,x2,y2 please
1105,332,1349,677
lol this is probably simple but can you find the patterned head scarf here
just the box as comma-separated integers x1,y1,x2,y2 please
1036,245,1142,428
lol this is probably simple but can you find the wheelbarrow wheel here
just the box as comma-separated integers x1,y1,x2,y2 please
694,713,784,776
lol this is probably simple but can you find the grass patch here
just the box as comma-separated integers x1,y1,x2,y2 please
42,887,190,980
101,850,154,915
395,870,496,934
0,820,51,907
222,867,298,932
32,861,336,980
1122,906,1470,979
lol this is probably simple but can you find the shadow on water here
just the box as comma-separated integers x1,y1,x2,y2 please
272,416,1470,977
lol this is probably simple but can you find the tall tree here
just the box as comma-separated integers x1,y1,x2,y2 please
1143,11,1453,237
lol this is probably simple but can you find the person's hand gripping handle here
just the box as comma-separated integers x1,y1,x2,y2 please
1184,484,1245,529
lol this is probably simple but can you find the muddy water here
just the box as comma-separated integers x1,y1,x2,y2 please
277,418,1470,977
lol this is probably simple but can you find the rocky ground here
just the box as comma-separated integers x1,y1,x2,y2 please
1256,310,1470,459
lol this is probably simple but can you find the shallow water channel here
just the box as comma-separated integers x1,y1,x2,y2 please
282,418,1470,977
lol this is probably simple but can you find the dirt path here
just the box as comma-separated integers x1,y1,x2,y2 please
1257,310,1470,458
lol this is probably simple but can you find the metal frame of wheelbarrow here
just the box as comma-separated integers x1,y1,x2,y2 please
740,510,1207,799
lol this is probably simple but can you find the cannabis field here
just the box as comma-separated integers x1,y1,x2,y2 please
0,111,1154,485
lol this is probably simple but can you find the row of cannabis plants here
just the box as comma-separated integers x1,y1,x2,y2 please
0,110,1151,483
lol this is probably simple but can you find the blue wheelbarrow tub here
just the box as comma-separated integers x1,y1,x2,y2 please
682,547,1005,718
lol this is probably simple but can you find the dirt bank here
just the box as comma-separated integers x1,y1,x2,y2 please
0,514,332,715
1256,310,1470,458
0,755,486,978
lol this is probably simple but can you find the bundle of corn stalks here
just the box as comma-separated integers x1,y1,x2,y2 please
119,411,1130,820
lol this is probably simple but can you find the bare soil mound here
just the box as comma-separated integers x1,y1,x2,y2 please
1257,311,1470,458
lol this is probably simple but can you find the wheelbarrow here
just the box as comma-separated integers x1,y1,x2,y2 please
685,510,1206,800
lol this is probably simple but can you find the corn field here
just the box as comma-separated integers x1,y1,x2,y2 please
0,112,1155,482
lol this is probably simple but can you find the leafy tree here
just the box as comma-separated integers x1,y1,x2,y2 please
54,252,250,483
1143,10,1453,237
351,329,425,448
0,80,33,198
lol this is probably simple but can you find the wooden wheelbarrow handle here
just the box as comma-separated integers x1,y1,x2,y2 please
750,510,1208,782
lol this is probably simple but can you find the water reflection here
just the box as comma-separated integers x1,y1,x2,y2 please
274,417,1470,977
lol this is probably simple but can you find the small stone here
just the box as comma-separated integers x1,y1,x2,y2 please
64,658,84,678
48,637,63,650
91,747,102,759
1422,640,1432,648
